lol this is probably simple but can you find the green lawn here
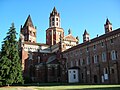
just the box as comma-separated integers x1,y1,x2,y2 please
0,87,17,90
35,85,120,90
0,84,120,90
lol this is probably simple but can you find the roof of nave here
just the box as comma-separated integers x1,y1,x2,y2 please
63,28,120,54
46,55,57,64
63,34,78,42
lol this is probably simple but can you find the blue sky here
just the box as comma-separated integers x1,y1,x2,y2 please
0,0,120,49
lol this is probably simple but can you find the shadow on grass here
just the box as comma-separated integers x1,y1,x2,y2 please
13,83,73,87
13,83,120,87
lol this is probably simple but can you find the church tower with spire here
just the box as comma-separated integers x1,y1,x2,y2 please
104,18,112,34
49,7,61,28
20,15,36,43
46,7,64,45
83,29,89,42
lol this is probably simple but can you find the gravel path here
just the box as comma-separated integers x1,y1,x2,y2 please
17,87,34,90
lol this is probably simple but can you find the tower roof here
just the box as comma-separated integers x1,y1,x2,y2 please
23,15,34,27
50,7,60,16
68,28,72,34
105,18,112,25
53,7,57,13
83,29,89,35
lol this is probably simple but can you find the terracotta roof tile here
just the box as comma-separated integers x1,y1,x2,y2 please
64,34,77,42
63,28,120,53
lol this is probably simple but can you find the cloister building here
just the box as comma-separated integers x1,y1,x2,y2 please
19,7,120,84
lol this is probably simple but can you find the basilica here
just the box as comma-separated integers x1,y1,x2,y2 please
19,7,120,84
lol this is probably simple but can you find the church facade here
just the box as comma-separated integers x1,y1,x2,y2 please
19,7,120,84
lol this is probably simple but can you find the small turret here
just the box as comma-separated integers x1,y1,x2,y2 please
83,29,89,42
68,29,72,35
76,36,79,44
104,18,112,34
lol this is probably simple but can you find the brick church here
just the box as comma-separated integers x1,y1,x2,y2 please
19,7,120,84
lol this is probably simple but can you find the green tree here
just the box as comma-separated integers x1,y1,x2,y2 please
0,23,23,86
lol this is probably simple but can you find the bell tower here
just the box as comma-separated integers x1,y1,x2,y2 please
20,15,36,43
104,18,112,34
83,29,89,42
46,7,64,45
49,7,61,28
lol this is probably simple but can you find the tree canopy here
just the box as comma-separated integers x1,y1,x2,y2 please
0,23,23,86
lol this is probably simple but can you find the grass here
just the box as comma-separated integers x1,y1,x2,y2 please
0,87,17,90
35,84,120,90
0,84,120,90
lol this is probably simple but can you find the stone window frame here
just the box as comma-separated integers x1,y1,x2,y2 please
102,52,106,62
111,50,117,60
101,42,104,47
110,39,113,44
93,44,96,50
86,56,90,65
94,55,98,63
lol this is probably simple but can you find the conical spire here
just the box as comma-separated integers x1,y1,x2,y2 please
106,18,112,25
53,7,57,13
50,7,59,16
23,15,34,27
68,29,72,34
83,29,89,36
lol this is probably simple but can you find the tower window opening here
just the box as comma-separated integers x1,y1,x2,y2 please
30,31,32,34
33,32,36,36
52,18,54,21
52,22,54,26
56,22,58,26
56,18,58,21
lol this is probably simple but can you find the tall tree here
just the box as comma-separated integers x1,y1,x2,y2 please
0,23,23,86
